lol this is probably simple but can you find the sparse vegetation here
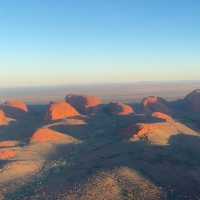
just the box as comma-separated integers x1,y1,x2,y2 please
0,91,199,200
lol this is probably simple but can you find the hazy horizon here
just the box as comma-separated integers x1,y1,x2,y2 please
0,79,199,89
0,80,199,104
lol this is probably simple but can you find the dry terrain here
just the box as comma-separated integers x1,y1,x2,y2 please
0,89,199,200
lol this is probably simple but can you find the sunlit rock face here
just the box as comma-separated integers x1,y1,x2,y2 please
65,94,102,114
122,112,174,139
30,128,79,144
0,150,16,160
152,112,174,123
47,101,80,121
0,100,28,119
0,140,19,148
132,123,179,145
142,96,171,114
0,110,9,126
104,102,134,116
184,89,200,112
130,111,198,145
4,100,28,112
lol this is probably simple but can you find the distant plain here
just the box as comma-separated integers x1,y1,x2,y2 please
0,81,199,104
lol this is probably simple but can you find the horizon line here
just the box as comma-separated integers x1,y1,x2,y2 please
0,79,199,90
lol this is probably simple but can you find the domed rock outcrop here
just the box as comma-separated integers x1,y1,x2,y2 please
47,101,80,121
131,118,198,145
142,96,171,114
132,123,179,145
1,100,28,119
105,102,134,116
65,94,102,114
121,112,173,139
30,128,79,144
4,100,28,112
184,89,200,112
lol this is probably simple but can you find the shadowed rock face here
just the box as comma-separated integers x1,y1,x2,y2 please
30,128,79,144
184,89,200,112
65,94,102,114
105,102,134,116
142,96,171,114
47,101,80,121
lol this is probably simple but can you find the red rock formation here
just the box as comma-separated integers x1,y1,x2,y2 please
132,123,178,145
133,124,162,139
30,128,78,144
65,94,102,114
0,110,9,125
0,140,19,148
0,150,16,159
0,100,28,119
142,96,171,114
132,124,151,140
105,102,134,116
47,101,80,121
184,89,200,112
152,112,174,123
4,100,28,112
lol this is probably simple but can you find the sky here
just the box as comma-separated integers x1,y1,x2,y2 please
0,0,199,87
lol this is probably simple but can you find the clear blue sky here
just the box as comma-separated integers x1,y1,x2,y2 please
0,0,199,87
